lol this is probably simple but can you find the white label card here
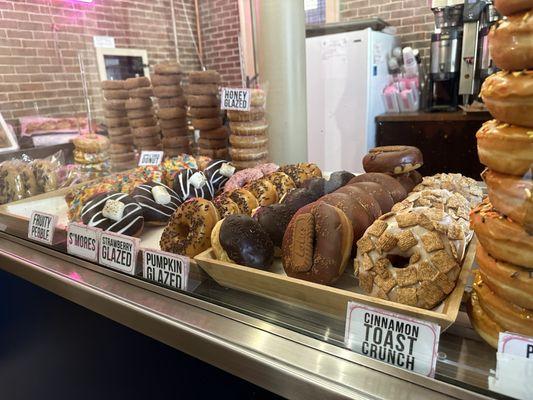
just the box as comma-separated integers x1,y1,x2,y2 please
498,332,533,358
220,88,251,111
67,222,100,262
28,211,57,245
344,301,440,377
93,35,115,48
138,151,164,166
99,231,139,275
304,0,318,10
142,249,190,290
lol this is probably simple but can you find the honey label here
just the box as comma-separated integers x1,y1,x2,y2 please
220,88,251,111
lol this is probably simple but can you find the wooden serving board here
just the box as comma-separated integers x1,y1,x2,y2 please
195,237,477,330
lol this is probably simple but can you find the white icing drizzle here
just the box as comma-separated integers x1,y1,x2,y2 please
82,192,143,234
175,169,214,201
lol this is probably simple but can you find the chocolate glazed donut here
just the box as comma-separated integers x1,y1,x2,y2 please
348,182,394,214
392,170,423,192
348,173,407,203
363,146,423,175
320,192,373,241
336,185,382,221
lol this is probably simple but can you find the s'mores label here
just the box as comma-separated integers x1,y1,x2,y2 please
221,88,251,111
142,248,189,290
67,222,100,262
99,231,139,275
345,302,440,377
28,211,57,245
138,150,164,166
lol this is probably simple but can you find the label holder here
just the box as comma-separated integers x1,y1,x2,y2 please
28,211,58,245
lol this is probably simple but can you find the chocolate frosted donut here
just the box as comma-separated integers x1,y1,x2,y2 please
173,169,214,201
325,171,354,193
282,188,321,210
363,146,423,175
131,181,181,225
349,172,407,203
393,170,423,193
348,182,394,214
81,191,144,237
336,185,382,221
212,214,274,269
203,160,235,193
321,192,373,241
254,204,294,248
301,177,326,198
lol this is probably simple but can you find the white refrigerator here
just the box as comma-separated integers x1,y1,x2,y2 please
306,28,398,173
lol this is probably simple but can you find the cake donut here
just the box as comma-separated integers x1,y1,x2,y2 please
278,163,322,187
264,171,296,199
173,169,214,201
476,119,533,176
324,171,354,194
349,172,407,203
203,160,236,193
282,201,353,285
321,192,373,242
226,188,259,215
131,181,181,225
363,146,423,175
481,70,533,128
355,207,466,309
470,199,533,268
213,195,240,218
336,185,382,221
160,198,219,257
489,12,533,71
224,167,264,192
244,179,278,206
413,173,483,208
211,214,275,269
494,0,533,15
348,182,394,214
467,289,501,349
391,170,423,193
81,192,144,237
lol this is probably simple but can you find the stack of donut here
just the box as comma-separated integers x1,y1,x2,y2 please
187,70,227,159
468,0,533,348
101,80,136,171
228,89,269,170
72,134,111,179
124,76,162,152
152,62,189,157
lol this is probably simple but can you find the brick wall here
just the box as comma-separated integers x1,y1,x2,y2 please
339,0,434,60
198,0,242,88
0,0,202,130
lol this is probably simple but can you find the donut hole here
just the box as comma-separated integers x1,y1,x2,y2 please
176,222,190,238
386,254,410,269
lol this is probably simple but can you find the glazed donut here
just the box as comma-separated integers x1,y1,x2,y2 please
336,185,382,221
224,167,264,191
192,117,223,130
264,171,296,199
103,90,129,100
151,74,181,86
186,84,219,96
229,134,268,148
481,70,533,128
349,172,407,203
227,107,265,122
159,96,187,108
363,146,423,175
159,118,187,129
154,62,182,75
278,163,322,187
392,170,423,193
244,179,278,206
489,12,533,71
129,87,154,98
470,199,533,268
282,201,354,285
158,107,186,120
494,0,533,15
153,85,183,98
213,195,240,218
355,207,466,309
321,192,373,242
131,181,181,225
348,182,394,214
226,188,259,215
173,169,214,201
101,80,125,90
477,120,533,176
473,271,533,337
211,214,274,268
81,191,144,237
203,160,235,192
189,70,220,84
413,173,483,208
467,289,501,349
482,169,532,231
187,95,219,107
477,244,533,309
125,98,152,110
188,107,220,118
229,119,268,136
230,147,268,161
251,89,266,107
160,198,219,257
124,76,150,90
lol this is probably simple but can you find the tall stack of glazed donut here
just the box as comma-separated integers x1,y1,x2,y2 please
467,0,533,348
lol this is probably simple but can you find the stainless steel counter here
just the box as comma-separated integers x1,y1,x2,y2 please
0,232,494,400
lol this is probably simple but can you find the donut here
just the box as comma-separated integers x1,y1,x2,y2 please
348,182,394,214
281,187,321,210
471,199,533,268
254,204,295,248
158,107,186,120
133,125,161,138
355,207,466,309
282,201,353,285
224,167,264,191
188,95,219,107
229,134,268,148
105,109,127,118
129,117,156,128
173,169,214,201
192,117,223,130
73,134,109,153
230,147,268,161
227,107,265,122
203,160,236,192
81,191,144,237
473,271,533,337
481,70,533,128
244,179,278,206
159,96,187,108
109,152,135,163
467,289,501,349
301,178,327,198
102,80,125,90
186,84,219,96
477,244,533,309
160,198,219,257
229,119,268,136
134,136,161,147
127,108,154,119
226,188,259,215
336,185,382,221
125,98,152,110
131,181,181,225
109,134,134,145
103,89,129,100
211,214,274,268
159,118,187,129
476,120,533,176
128,87,154,98
151,74,181,86
363,146,423,175
413,173,483,208
250,89,266,107
391,170,423,192
74,149,109,164
489,12,533,71
104,100,127,111
349,173,407,203
189,70,220,84
109,143,133,154
154,62,182,75
494,0,533,15
189,107,220,118
153,85,183,98
124,76,150,90
213,195,240,218
482,169,532,232
264,171,296,198
231,159,267,170
324,171,354,194
161,127,188,138
106,117,129,128
198,137,226,149
200,126,227,140
321,192,373,242
278,163,322,187
199,148,228,159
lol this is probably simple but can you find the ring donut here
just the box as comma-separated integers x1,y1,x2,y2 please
101,80,125,90
128,87,154,98
188,107,220,118
336,185,382,221
413,173,483,208
159,118,187,129
133,126,161,138
161,127,188,138
244,179,278,206
189,70,220,84
124,76,150,90
109,134,134,145
160,198,219,257
489,13,533,71
127,108,154,119
125,98,152,110
192,117,223,130
349,182,394,214
154,62,182,75
229,134,268,148
230,147,268,161
159,96,187,108
106,117,129,128
188,95,219,107
227,107,265,122
153,85,183,98
230,119,268,136
200,126,227,139
129,117,156,128
363,146,423,175
264,171,296,199
226,188,258,215
213,195,240,218
186,84,219,96
158,107,186,120
199,137,226,149
349,172,407,203
104,100,126,111
467,289,501,349
277,163,322,187
151,74,181,86
103,90,129,100
105,109,127,118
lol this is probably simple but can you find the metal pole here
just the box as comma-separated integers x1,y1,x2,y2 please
78,52,92,134
194,0,204,69
170,0,180,62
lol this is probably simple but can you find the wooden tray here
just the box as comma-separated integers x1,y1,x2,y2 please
195,237,477,330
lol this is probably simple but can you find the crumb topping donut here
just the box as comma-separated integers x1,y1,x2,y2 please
470,199,533,268
264,171,296,199
476,119,533,176
160,198,219,257
173,169,214,201
131,181,181,225
213,195,240,218
363,146,423,175
81,191,144,237
355,207,467,309
282,202,354,285
244,179,278,206
489,12,533,71
349,172,407,203
494,0,533,15
413,173,483,208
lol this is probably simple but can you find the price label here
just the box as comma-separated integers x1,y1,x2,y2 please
28,211,57,245
220,87,251,111
99,231,139,275
142,249,190,290
499,332,533,359
66,222,100,262
345,301,440,377
138,150,164,166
